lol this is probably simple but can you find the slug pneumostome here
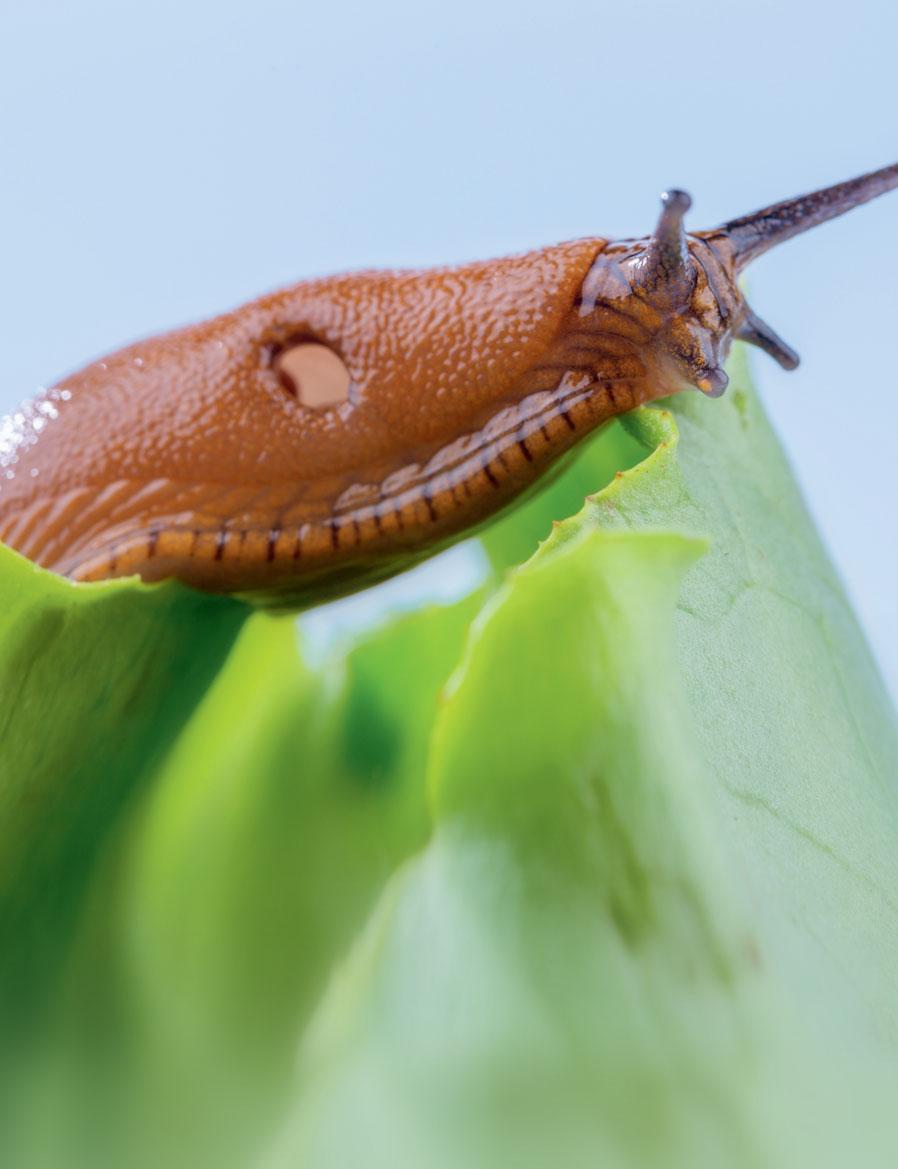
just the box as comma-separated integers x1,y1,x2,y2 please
1,163,896,609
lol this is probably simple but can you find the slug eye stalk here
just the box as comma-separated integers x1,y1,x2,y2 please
718,160,898,372
722,161,898,270
640,160,898,391
636,188,695,302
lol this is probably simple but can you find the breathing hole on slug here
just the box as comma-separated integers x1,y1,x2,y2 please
273,341,352,409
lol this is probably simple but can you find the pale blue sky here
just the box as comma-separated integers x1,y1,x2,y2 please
1,0,896,697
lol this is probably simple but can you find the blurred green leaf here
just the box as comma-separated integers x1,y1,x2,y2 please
0,548,244,1163
2,355,898,1169
8,585,487,1169
113,590,485,1163
0,548,244,1039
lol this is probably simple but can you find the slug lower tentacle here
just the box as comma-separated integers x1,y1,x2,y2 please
1,161,896,609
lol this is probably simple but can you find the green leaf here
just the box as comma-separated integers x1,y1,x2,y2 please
267,356,898,1169
120,590,484,1086
590,364,898,1033
0,548,245,1164
0,549,244,1037
3,353,898,1169
7,588,486,1169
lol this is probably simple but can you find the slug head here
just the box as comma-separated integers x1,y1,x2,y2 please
597,161,898,399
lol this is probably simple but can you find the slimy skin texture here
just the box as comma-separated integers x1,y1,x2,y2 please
1,162,896,609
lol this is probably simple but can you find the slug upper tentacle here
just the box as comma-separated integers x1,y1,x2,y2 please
1,161,896,608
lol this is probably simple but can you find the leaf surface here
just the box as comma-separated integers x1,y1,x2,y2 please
3,355,898,1168
268,357,898,1168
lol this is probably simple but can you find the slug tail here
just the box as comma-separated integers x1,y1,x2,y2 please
723,161,898,269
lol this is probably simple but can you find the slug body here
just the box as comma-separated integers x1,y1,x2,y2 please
1,163,896,608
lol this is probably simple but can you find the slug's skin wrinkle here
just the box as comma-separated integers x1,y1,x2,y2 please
1,162,896,609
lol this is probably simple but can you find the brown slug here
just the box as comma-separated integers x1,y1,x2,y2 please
0,163,896,609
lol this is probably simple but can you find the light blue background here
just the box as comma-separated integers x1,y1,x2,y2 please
2,0,896,697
